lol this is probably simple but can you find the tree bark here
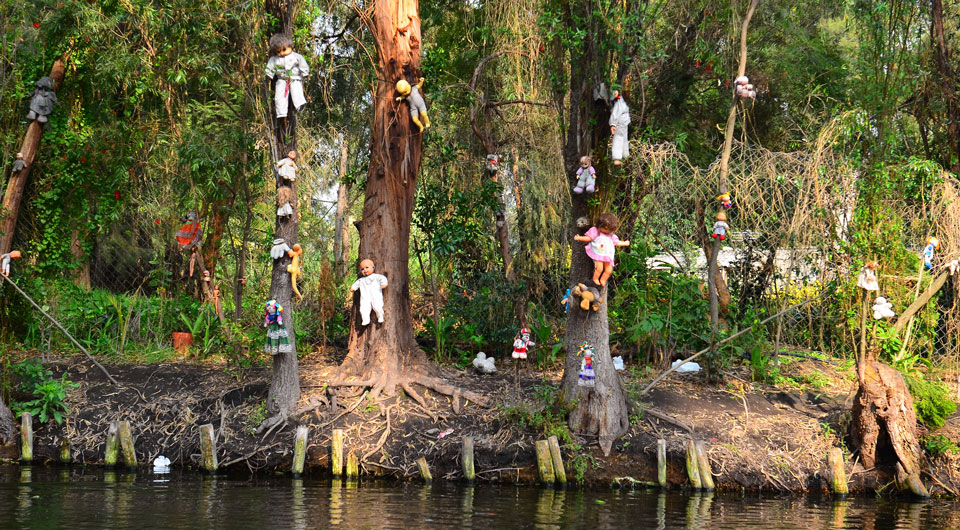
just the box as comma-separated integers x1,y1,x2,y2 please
265,1,300,418
333,138,351,279
1,59,66,255
558,3,629,456
0,395,15,455
851,359,923,475
930,0,960,174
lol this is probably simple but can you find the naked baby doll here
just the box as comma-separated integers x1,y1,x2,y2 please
574,212,630,287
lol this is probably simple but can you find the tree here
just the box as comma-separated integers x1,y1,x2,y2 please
333,0,485,408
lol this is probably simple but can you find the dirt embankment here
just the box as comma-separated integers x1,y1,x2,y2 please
6,353,960,495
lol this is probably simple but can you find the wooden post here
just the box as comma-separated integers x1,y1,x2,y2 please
104,422,120,466
118,420,137,468
685,440,702,489
19,412,32,463
60,439,71,464
657,439,667,487
331,429,344,476
0,59,67,255
346,451,359,478
535,440,555,484
694,441,715,491
547,435,566,484
415,457,432,483
461,437,475,481
826,448,848,495
292,425,308,476
199,423,218,473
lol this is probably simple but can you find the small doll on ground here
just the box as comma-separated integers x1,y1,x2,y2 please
577,342,596,387
396,77,430,132
1,250,21,276
265,34,309,119
264,299,292,355
711,211,729,241
609,90,630,165
923,237,940,270
511,327,535,359
351,258,388,326
277,150,298,182
573,156,596,194
574,212,630,287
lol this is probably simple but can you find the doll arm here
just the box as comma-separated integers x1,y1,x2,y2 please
573,234,593,242
298,53,309,77
378,275,388,289
350,279,361,291
576,167,584,176
616,240,630,247
265,56,278,79
416,77,424,89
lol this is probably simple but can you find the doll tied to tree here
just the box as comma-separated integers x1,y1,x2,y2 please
609,89,631,166
265,34,309,119
263,299,292,355
574,212,630,287
573,155,596,194
351,258,388,326
395,77,430,132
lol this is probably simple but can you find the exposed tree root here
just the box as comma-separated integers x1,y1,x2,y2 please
328,372,489,410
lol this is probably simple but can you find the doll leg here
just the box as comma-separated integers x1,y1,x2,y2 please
290,80,306,113
372,297,385,323
410,111,425,132
574,172,588,194
599,262,613,286
359,296,372,325
592,260,603,286
585,173,596,193
420,110,431,129
275,79,289,118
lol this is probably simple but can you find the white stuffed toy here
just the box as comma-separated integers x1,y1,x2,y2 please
473,352,496,374
872,297,895,320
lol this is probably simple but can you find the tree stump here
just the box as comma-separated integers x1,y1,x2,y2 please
851,359,923,476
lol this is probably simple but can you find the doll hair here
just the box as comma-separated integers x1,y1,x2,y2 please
580,155,592,167
269,33,294,56
716,210,727,221
595,212,620,233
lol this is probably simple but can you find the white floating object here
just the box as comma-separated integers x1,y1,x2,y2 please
472,352,496,374
672,360,701,373
613,356,624,371
153,455,171,472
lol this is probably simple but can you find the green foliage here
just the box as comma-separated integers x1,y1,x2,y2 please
905,374,957,430
499,383,573,444
922,434,960,457
11,359,78,424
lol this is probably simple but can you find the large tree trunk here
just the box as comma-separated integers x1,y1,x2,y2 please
851,359,923,476
335,0,485,409
264,1,300,419
333,139,351,279
0,395,15,456
559,8,629,456
1,59,66,255
931,0,960,174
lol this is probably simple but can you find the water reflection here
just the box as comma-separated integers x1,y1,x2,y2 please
2,465,960,528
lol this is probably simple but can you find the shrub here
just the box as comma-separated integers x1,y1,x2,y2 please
11,359,78,424
905,374,957,429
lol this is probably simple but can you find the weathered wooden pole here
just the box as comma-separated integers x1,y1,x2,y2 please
60,439,71,464
685,440,702,489
19,412,33,462
461,437,475,481
547,435,566,484
657,439,667,487
118,420,137,468
331,429,344,476
199,423,218,472
1,59,66,255
346,451,359,478
826,447,848,495
104,422,120,466
535,440,555,484
292,425,308,476
415,457,432,483
694,440,715,491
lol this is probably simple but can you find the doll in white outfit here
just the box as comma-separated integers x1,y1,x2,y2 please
277,150,298,181
351,259,388,326
609,90,630,165
265,34,309,118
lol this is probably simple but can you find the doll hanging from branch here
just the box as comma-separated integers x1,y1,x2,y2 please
265,34,309,119
287,244,304,301
609,90,630,166
574,212,630,287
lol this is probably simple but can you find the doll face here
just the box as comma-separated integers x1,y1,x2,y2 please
359,259,375,277
277,46,293,57
287,150,297,160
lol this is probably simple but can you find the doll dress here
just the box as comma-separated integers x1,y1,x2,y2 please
584,226,618,264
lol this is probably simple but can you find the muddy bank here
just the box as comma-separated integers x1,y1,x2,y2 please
5,353,960,495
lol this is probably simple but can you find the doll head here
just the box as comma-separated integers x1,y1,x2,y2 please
580,156,591,169
359,259,376,277
716,210,727,222
15,152,23,160
595,212,620,234
395,79,412,97
519,327,531,342
928,237,940,250
8,250,21,259
287,150,297,160
269,34,294,57
265,299,281,316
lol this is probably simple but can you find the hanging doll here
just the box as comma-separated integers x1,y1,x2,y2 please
287,244,304,301
574,212,630,287
264,299,292,355
1,250,21,276
716,192,732,209
265,34,309,119
176,212,203,277
562,288,571,313
276,150,298,182
511,327,536,359
923,237,939,270
277,186,295,217
735,76,756,100
486,154,500,175
11,153,26,174
577,342,596,388
573,156,596,194
26,77,57,123
395,77,431,132
711,211,729,241
609,90,630,165
270,238,292,260
856,261,880,291
351,259,388,326
872,296,895,320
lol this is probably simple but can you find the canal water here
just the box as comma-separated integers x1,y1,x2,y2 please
1,465,958,528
